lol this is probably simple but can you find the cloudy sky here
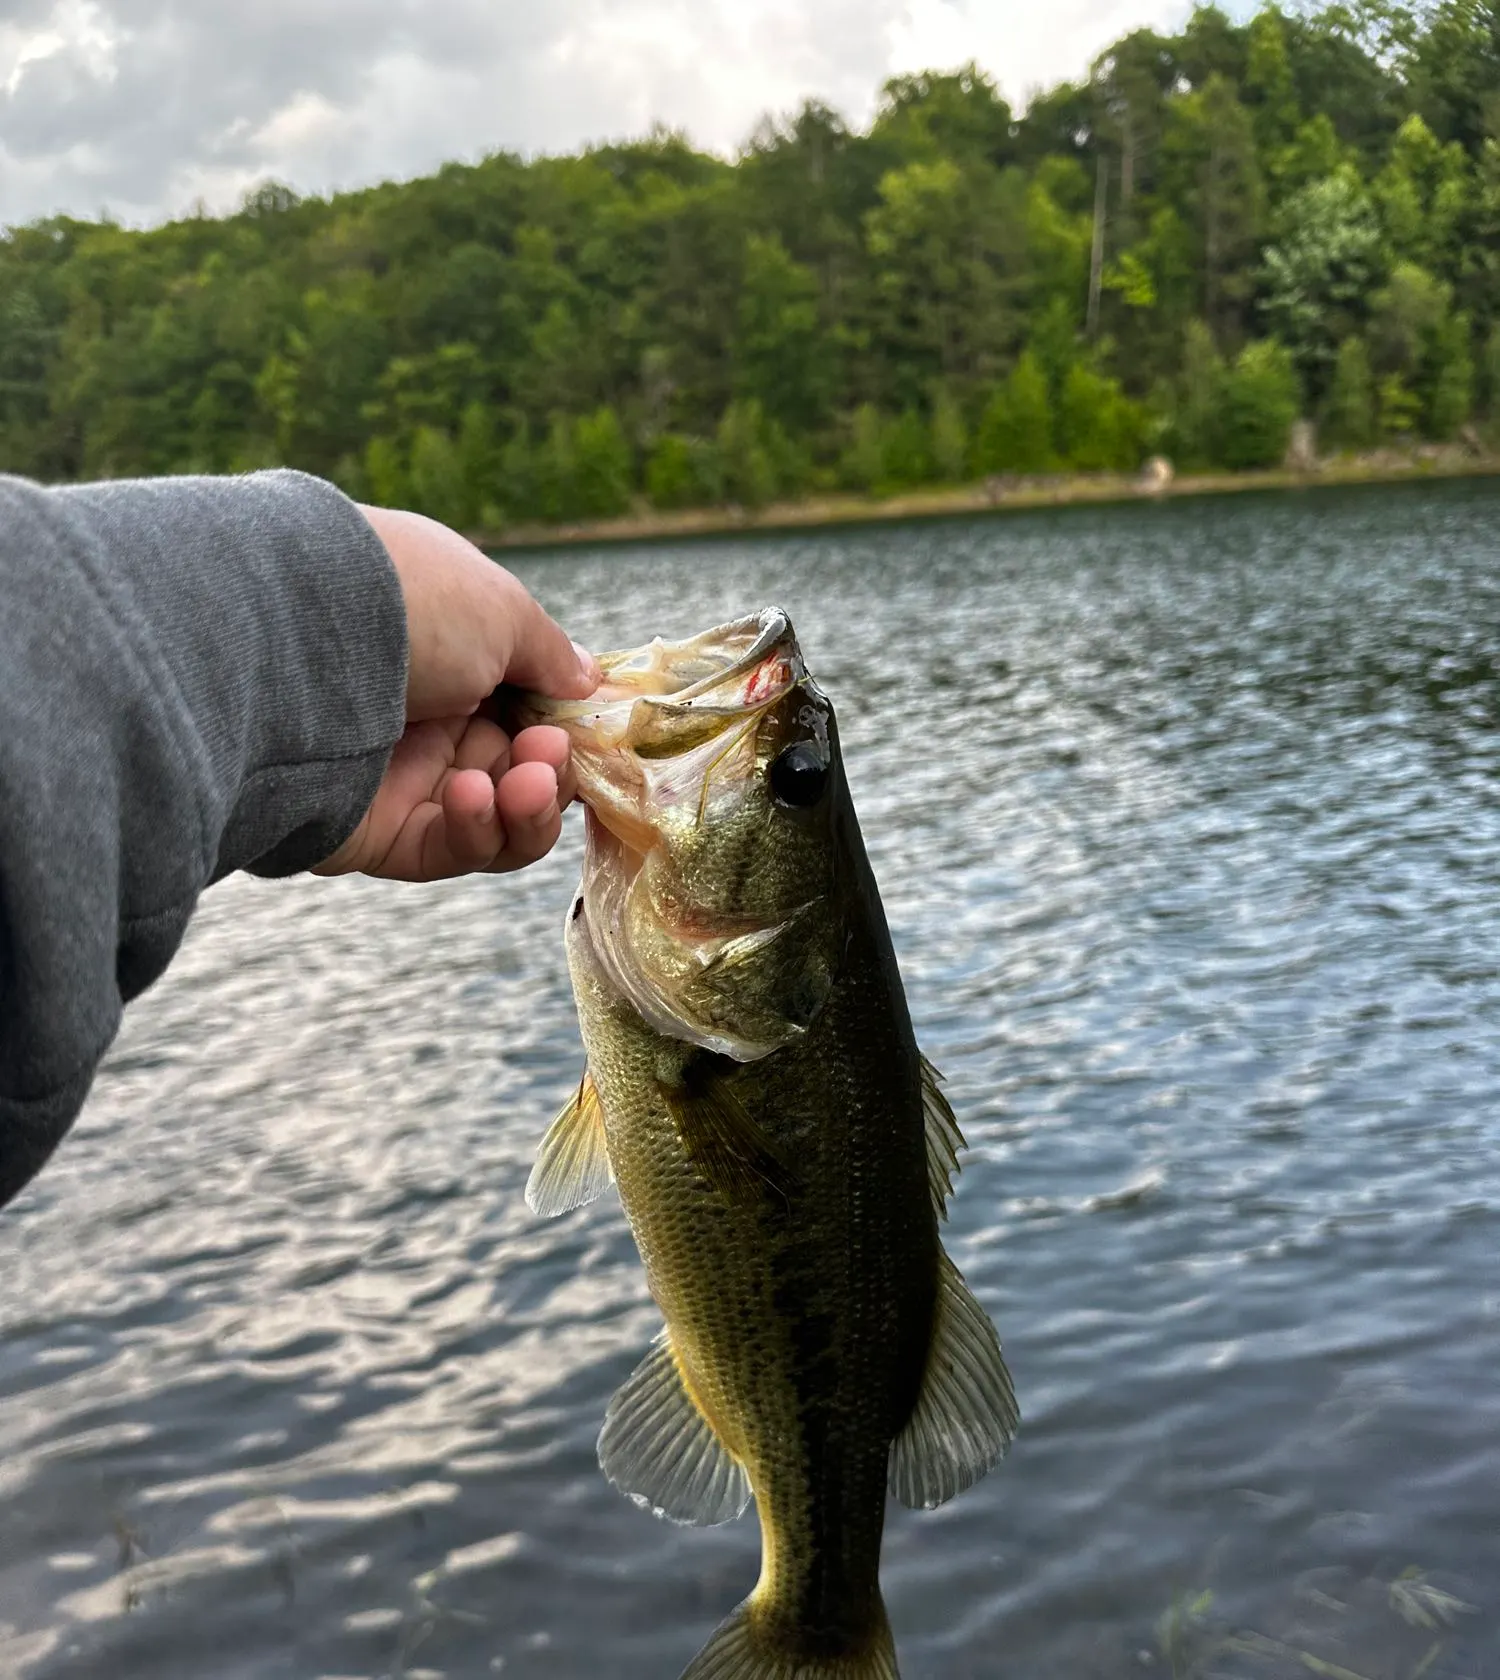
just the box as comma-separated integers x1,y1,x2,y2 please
0,0,1227,229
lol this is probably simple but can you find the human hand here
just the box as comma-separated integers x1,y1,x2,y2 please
315,507,599,881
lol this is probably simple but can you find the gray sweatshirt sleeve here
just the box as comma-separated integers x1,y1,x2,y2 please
0,470,408,1210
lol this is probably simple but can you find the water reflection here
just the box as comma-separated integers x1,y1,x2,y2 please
3,479,1499,1677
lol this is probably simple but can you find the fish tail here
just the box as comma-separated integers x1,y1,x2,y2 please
680,1594,899,1680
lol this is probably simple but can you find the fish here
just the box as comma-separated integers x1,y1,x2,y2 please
519,607,1018,1680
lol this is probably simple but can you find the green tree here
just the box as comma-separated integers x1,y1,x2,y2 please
1055,363,1145,469
646,433,721,509
879,408,933,492
717,399,777,509
1379,374,1423,436
839,404,885,492
1171,319,1225,469
1482,323,1500,424
572,406,634,517
732,234,834,433
456,401,498,526
1427,313,1473,437
929,388,968,481
363,433,407,507
1322,337,1376,449
1159,72,1265,336
498,422,542,523
972,351,1054,473
407,424,466,526
536,415,579,521
1217,340,1301,468
1368,261,1452,409
1258,168,1383,401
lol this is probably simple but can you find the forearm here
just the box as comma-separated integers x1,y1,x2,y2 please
0,470,407,1210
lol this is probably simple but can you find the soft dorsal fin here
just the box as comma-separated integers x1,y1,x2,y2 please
889,1251,1019,1509
525,1072,614,1217
920,1054,965,1219
598,1331,751,1526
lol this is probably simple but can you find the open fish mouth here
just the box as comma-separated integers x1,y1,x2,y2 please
523,606,805,749
517,606,810,854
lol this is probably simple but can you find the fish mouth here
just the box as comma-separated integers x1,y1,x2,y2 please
518,606,807,854
524,606,803,740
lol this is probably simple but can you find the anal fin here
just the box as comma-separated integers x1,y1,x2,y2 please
599,1331,751,1526
525,1071,614,1216
889,1251,1019,1509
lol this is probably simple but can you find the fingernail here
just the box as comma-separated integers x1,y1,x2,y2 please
572,640,601,687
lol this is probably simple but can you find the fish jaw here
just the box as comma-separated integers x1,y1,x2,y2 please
517,605,806,856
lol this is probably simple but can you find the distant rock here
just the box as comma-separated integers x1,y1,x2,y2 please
1284,419,1318,472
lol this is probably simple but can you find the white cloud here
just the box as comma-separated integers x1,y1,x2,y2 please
0,0,1219,230
890,0,1192,108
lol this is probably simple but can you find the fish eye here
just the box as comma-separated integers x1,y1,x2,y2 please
769,741,829,809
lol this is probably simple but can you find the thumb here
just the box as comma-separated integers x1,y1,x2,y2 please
497,577,600,699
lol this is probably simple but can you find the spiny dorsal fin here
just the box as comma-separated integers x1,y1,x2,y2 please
525,1071,613,1217
664,1062,795,1206
888,1250,1019,1509
598,1331,751,1526
921,1054,965,1220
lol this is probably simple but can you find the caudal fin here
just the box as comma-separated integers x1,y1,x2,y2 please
680,1597,899,1680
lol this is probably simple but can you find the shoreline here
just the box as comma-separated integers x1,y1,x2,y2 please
478,449,1500,553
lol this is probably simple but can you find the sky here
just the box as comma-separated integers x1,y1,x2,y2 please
0,0,1217,230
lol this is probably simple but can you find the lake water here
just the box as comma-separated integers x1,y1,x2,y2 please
4,480,1500,1680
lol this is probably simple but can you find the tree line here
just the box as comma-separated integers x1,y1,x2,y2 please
2,0,1499,529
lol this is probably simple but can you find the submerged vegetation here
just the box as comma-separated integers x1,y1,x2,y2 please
2,2,1500,528
1155,1564,1478,1680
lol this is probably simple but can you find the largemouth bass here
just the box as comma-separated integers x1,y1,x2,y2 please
521,608,1018,1680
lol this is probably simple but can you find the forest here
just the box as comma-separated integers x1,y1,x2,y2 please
1,1,1499,529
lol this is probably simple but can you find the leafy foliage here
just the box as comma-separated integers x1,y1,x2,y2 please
3,1,1500,522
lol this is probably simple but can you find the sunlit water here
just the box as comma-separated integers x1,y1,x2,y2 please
5,480,1500,1680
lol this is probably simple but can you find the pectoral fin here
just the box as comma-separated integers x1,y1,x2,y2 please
525,1072,614,1216
921,1054,965,1219
598,1331,751,1526
664,1060,795,1205
889,1251,1019,1509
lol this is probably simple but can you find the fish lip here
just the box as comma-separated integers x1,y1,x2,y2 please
664,606,797,706
517,605,803,727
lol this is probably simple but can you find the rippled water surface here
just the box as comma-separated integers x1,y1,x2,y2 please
6,480,1500,1680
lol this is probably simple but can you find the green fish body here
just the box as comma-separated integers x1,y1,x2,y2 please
523,609,1017,1679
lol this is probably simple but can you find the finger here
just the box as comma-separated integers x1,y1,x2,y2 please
492,571,600,700
510,724,577,808
437,768,504,872
487,760,563,873
453,715,513,779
